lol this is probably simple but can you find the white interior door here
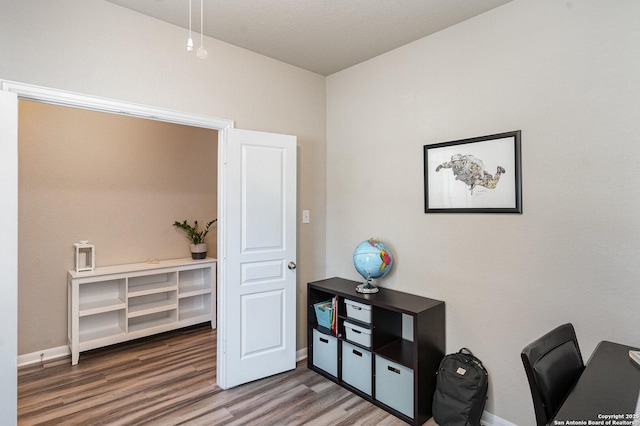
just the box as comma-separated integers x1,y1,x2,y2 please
0,89,18,424
217,128,297,389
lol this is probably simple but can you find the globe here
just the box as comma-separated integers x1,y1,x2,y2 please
353,238,394,293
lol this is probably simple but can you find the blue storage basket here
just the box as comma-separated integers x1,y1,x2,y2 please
313,300,333,328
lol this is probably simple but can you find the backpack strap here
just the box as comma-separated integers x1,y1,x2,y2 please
459,347,474,356
458,348,486,371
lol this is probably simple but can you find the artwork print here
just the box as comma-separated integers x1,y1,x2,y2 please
424,131,522,213
435,154,505,195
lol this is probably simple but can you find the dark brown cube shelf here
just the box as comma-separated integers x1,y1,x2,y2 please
307,277,445,425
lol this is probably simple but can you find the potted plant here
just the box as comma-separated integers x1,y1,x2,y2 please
173,219,217,259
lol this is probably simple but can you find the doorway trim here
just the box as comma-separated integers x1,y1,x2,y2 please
1,78,233,394
1,80,234,130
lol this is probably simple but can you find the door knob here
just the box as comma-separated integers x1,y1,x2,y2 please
288,262,297,270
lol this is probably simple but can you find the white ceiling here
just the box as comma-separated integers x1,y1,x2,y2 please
105,0,512,76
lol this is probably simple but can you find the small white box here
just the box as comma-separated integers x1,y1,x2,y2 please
345,299,371,323
344,321,372,348
342,341,372,395
312,329,337,377
375,355,414,418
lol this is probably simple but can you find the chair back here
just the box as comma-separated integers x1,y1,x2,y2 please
521,323,584,426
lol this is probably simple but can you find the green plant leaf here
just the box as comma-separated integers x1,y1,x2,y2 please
173,219,217,244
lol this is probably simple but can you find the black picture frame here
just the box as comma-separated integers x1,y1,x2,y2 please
424,130,522,213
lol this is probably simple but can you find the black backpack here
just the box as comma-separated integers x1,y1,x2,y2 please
432,348,488,426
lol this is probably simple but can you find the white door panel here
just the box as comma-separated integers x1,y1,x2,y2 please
241,290,283,356
218,128,297,388
242,145,285,250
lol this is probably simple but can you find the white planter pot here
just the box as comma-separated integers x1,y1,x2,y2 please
190,243,207,260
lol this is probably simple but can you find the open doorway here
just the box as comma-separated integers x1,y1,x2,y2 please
0,81,234,422
17,100,219,361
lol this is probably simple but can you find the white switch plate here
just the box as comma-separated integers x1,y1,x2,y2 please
302,210,310,223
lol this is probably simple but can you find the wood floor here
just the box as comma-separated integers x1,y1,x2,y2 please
18,324,433,425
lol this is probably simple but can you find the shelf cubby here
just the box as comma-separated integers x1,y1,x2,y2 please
79,309,126,343
79,278,126,316
178,293,213,321
375,339,414,369
178,267,212,295
128,309,177,334
128,272,177,296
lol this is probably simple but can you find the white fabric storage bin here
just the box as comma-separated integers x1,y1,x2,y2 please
375,355,414,418
345,299,372,323
341,341,372,395
344,321,372,348
312,328,337,377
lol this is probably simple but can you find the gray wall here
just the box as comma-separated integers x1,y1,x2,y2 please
326,1,640,424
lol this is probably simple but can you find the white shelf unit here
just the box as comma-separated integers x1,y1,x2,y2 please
68,258,216,365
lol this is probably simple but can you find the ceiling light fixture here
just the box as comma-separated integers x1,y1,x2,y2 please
196,0,207,59
186,0,194,52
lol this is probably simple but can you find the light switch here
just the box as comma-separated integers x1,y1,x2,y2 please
302,210,310,224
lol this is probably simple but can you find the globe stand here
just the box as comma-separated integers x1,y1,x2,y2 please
356,278,379,294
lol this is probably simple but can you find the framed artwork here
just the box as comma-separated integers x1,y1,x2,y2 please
424,130,522,213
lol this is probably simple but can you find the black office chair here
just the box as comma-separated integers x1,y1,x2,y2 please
521,323,585,426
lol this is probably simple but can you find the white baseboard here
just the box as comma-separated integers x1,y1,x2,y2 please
296,347,308,363
18,345,70,367
482,411,517,426
20,346,307,369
